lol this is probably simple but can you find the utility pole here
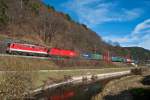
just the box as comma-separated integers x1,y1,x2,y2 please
103,50,111,63
108,50,110,63
94,45,96,54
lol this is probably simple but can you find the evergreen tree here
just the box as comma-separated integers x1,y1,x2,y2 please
0,0,9,27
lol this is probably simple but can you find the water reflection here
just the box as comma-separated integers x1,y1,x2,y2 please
32,81,103,100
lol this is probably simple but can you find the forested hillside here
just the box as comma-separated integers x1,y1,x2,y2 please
0,0,107,53
125,47,150,63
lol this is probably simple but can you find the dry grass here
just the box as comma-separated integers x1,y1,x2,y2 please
34,67,132,88
0,60,38,99
0,57,58,70
0,67,131,89
92,76,143,100
0,56,132,70
92,68,150,100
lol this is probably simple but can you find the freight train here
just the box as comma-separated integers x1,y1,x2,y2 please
6,42,133,63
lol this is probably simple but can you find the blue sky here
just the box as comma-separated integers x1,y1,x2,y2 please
43,0,150,50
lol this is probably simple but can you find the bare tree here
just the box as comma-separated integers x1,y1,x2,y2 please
39,12,68,44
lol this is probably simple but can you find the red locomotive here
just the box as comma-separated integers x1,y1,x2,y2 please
7,43,48,56
48,48,77,58
49,48,61,56
6,43,77,58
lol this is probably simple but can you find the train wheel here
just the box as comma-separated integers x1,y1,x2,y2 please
6,50,11,54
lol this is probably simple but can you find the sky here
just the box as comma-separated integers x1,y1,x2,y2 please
43,0,150,50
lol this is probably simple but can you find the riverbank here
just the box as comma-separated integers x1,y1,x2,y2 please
92,68,150,100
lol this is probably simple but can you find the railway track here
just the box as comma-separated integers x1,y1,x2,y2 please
0,53,51,60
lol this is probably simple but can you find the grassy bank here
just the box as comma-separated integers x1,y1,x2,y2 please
0,56,133,88
0,56,132,70
0,57,58,70
35,68,131,88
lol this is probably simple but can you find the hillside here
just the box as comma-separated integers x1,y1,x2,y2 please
125,47,150,64
0,0,108,52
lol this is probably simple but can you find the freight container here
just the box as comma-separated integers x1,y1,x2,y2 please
91,53,103,60
111,57,124,62
82,53,102,60
82,53,92,59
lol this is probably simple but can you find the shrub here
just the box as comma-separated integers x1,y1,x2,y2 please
46,4,55,11
81,24,88,30
31,2,40,15
23,0,30,6
65,14,72,21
